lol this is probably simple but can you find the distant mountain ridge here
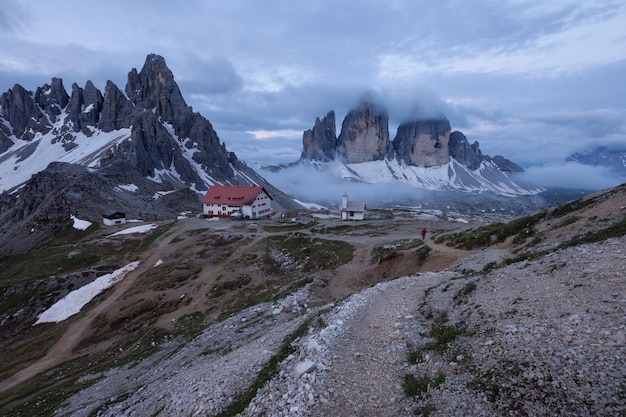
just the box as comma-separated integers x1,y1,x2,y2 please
566,147,626,176
0,54,302,254
271,100,535,196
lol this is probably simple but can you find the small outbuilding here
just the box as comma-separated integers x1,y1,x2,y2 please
340,193,366,221
201,185,273,219
103,211,127,226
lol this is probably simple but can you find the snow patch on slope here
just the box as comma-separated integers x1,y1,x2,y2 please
0,129,131,193
34,261,140,324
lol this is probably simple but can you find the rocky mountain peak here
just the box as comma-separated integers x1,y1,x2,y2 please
448,131,483,170
489,155,523,172
0,54,242,193
299,102,525,176
34,77,69,121
567,147,626,176
392,117,451,167
300,111,337,161
337,100,393,163
65,80,104,136
125,54,191,134
99,80,133,132
0,83,47,141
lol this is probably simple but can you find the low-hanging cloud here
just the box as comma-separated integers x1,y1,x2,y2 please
518,162,626,190
260,163,426,209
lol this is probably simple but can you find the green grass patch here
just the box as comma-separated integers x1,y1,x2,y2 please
370,239,426,264
0,322,69,382
454,281,477,305
311,223,381,236
0,325,171,416
408,349,425,364
482,261,497,273
403,373,445,397
563,215,626,246
211,275,252,297
436,211,547,249
548,198,595,219
428,324,463,352
265,233,354,272
503,216,626,266
142,262,202,292
553,215,580,229
467,377,500,402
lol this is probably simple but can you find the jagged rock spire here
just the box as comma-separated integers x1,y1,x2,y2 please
449,131,483,170
301,111,337,161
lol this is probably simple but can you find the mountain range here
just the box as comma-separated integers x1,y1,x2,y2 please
0,53,616,253
268,101,537,197
566,147,626,176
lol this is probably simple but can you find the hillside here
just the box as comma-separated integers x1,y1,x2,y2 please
0,183,625,416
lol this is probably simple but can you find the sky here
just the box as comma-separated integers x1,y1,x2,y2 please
1,0,625,189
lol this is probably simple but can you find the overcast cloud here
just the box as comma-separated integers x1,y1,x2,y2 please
1,0,625,189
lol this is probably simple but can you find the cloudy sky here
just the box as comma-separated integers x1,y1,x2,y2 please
1,0,625,189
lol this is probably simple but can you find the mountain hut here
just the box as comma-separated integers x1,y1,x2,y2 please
201,185,273,219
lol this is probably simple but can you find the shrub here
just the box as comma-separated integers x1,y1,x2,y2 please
429,325,463,352
403,373,445,397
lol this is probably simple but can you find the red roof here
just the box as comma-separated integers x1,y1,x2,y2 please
201,185,270,205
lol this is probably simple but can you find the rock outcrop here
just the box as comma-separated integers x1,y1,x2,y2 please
34,78,69,124
66,81,104,136
300,111,337,161
1,84,48,141
337,101,394,163
448,130,483,170
489,155,523,172
99,80,133,132
392,117,451,167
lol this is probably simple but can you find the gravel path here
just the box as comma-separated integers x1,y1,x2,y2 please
244,272,452,417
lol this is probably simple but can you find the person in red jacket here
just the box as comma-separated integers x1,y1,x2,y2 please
421,227,427,240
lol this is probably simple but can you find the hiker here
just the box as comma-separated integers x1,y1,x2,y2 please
421,227,427,240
